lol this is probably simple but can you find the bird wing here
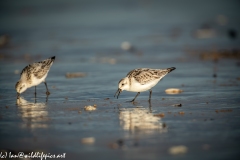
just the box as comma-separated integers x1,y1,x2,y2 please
21,58,54,79
127,68,170,85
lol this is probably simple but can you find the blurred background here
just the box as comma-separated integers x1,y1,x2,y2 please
0,0,240,160
1,0,240,97
1,0,240,99
1,0,240,60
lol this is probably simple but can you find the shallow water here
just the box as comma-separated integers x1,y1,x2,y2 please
1,1,240,160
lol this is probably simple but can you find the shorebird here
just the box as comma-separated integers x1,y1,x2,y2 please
114,67,176,102
15,56,55,98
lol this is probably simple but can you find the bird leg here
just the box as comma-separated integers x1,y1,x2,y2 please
34,86,37,98
130,92,140,102
44,82,50,95
148,90,152,102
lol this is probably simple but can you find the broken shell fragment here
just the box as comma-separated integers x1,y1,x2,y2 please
65,72,86,78
169,145,188,155
84,105,97,111
165,88,183,94
81,137,95,144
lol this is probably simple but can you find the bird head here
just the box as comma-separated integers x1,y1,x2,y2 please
114,77,129,99
15,81,27,97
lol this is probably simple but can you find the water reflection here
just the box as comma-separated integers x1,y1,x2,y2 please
119,106,167,134
16,97,49,129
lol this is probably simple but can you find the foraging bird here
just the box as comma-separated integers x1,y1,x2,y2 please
114,67,176,102
15,56,55,98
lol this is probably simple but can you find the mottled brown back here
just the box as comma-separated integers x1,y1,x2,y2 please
127,67,175,85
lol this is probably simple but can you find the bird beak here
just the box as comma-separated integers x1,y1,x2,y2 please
114,88,122,99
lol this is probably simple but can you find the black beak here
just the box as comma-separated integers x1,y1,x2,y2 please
114,88,122,99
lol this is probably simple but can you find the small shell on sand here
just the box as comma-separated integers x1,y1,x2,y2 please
169,145,188,155
81,137,95,144
84,105,97,111
121,41,132,51
65,72,86,78
154,113,165,118
165,88,183,94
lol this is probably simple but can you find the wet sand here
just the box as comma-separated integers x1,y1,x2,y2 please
1,52,240,160
1,1,240,160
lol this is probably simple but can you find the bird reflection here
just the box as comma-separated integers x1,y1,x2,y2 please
119,107,167,134
16,96,49,129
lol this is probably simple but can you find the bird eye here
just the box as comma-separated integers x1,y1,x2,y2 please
122,84,124,86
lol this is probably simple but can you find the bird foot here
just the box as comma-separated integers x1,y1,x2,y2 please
127,100,137,105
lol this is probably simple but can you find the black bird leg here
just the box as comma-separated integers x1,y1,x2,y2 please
130,92,140,102
44,82,50,95
34,86,37,98
148,90,152,102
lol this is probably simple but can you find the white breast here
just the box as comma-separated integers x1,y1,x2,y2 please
28,73,48,88
128,78,161,92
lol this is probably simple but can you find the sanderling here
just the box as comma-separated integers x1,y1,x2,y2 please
15,56,55,98
114,67,176,102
